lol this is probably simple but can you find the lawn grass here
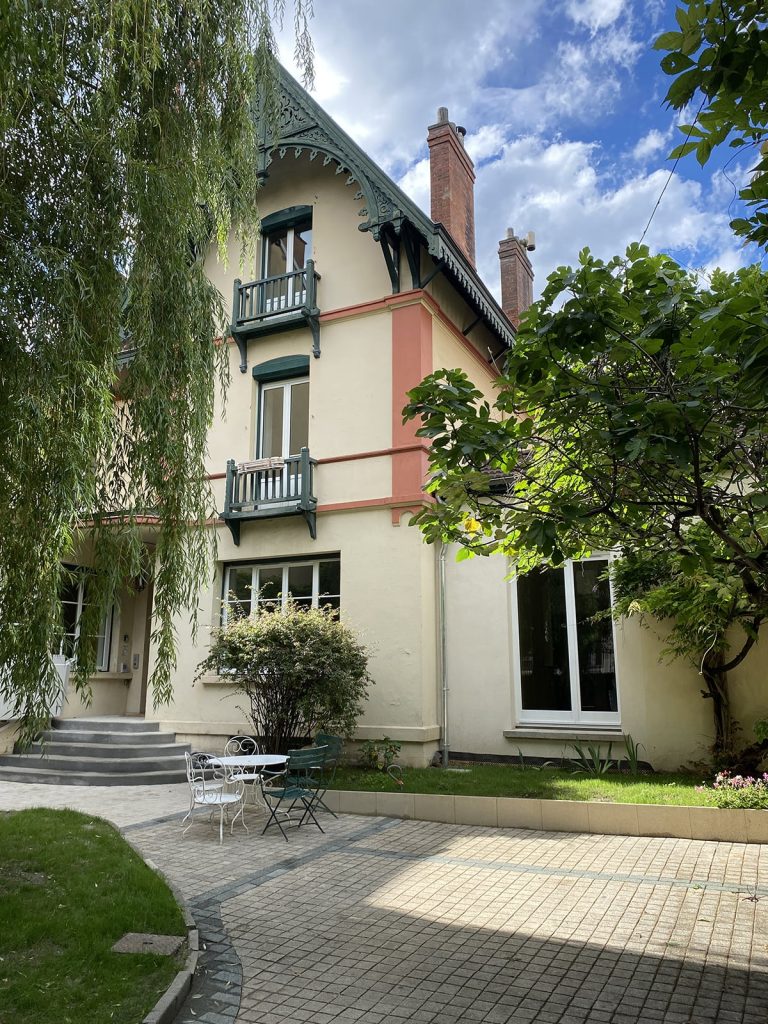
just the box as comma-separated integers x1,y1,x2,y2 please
0,808,186,1024
328,764,711,805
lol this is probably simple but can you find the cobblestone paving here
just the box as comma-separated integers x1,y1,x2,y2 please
1,780,767,1024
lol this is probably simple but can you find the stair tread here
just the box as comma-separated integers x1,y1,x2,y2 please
3,754,186,764
0,765,185,776
5,717,189,786
30,742,189,754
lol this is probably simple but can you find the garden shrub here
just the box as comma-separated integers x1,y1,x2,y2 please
197,600,372,754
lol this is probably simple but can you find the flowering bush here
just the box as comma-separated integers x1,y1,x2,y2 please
696,771,768,810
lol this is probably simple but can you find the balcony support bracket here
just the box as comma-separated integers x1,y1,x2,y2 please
307,311,321,359
379,227,400,294
224,516,241,547
302,507,317,540
232,331,249,374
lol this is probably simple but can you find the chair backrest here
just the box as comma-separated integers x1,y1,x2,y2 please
186,752,233,798
186,751,213,785
286,744,328,786
314,733,343,758
224,734,260,757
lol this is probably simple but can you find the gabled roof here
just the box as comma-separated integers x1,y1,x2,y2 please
257,65,515,351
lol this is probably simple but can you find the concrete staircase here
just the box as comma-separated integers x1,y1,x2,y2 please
0,717,190,786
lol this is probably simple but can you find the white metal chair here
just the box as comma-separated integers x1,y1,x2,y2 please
182,752,248,844
224,735,263,806
224,735,261,757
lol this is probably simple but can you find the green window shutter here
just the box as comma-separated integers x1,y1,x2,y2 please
251,355,310,383
260,206,313,233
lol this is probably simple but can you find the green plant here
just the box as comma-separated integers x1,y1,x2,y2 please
197,600,372,754
621,733,645,775
569,742,614,776
359,737,401,771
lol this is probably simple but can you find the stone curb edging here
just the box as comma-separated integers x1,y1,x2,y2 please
119,836,201,1024
324,790,768,844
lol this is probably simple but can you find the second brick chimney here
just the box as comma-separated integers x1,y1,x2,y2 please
427,107,476,267
498,228,535,329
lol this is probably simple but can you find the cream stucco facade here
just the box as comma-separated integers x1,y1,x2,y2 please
55,69,768,773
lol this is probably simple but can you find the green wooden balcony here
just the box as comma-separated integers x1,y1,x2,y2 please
230,262,321,371
221,448,318,544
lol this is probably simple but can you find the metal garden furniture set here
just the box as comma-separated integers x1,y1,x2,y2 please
182,734,342,843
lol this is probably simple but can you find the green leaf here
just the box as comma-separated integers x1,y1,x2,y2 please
661,51,694,74
696,137,713,166
655,31,684,51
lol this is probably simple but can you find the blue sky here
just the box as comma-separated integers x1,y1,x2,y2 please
276,0,760,300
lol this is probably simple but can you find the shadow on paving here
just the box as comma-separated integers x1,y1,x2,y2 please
168,816,768,1024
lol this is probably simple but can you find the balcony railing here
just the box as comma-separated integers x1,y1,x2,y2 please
221,447,318,545
230,261,321,370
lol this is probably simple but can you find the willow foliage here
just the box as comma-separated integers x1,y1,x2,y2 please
0,0,313,738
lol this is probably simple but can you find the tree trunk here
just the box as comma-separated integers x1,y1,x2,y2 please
701,653,734,763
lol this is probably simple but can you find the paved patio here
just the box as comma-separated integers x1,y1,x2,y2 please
1,781,767,1024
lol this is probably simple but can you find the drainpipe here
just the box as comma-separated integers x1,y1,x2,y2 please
438,541,449,768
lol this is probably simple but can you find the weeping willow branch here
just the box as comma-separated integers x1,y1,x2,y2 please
0,0,314,741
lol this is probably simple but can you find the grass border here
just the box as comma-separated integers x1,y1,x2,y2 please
119,838,201,1024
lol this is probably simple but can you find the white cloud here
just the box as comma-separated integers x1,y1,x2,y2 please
310,53,349,104
398,156,430,216
632,127,671,161
566,0,627,33
463,135,747,299
466,125,508,165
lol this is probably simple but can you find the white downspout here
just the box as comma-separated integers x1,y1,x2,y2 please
438,541,449,768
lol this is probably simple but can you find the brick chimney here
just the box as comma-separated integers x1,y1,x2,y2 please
498,228,535,329
427,107,476,267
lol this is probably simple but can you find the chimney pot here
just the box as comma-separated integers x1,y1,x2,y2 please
437,106,449,123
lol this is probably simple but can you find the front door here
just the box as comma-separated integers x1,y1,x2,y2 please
258,379,309,501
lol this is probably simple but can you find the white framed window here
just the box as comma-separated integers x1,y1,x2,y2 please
222,557,340,622
511,556,619,726
57,569,113,672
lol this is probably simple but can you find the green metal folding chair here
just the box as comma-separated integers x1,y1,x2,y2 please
312,732,343,817
259,745,328,841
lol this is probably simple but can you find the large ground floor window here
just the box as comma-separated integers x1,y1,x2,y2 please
222,556,340,622
57,568,113,671
511,556,619,726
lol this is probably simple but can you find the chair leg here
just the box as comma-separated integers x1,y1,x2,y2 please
298,796,325,833
310,789,337,818
262,800,289,841
231,801,248,835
